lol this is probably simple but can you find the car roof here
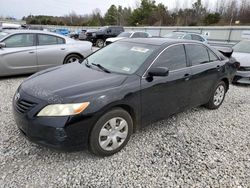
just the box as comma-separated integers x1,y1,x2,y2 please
2,29,67,38
120,38,203,46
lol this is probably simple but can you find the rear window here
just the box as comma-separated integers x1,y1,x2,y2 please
186,44,209,65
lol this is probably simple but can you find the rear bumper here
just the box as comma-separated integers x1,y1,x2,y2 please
233,71,250,84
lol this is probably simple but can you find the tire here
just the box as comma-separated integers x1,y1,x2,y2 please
204,81,226,109
89,108,133,156
63,54,83,64
96,39,104,48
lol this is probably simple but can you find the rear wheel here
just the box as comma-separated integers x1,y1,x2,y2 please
89,108,133,156
204,81,226,109
96,39,104,48
63,54,82,64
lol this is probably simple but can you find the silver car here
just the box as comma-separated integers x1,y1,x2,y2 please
232,40,250,84
0,30,92,76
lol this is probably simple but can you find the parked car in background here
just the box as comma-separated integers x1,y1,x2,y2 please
232,40,250,84
164,31,208,43
69,30,80,39
85,26,124,48
78,29,89,40
13,38,238,156
53,28,70,36
0,30,92,76
105,31,152,45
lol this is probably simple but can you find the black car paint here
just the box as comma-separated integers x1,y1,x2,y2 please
13,39,237,150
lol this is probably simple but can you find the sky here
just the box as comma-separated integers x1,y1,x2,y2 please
0,0,217,19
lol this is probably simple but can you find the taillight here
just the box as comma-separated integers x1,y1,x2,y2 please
235,62,240,70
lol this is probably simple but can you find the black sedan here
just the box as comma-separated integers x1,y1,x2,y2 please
13,38,238,156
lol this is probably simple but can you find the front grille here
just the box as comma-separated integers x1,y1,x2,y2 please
15,99,36,113
238,66,250,71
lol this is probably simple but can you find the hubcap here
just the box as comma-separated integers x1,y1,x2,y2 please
213,85,225,106
67,57,79,64
99,117,128,151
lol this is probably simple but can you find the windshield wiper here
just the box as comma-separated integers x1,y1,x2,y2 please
84,59,91,68
91,63,111,73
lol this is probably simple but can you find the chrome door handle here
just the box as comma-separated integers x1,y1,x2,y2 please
184,73,191,81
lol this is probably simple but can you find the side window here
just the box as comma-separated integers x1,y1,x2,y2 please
191,34,204,42
140,32,149,38
131,32,140,38
186,44,209,66
183,34,192,40
153,45,187,71
38,34,65,45
208,49,219,62
4,34,34,48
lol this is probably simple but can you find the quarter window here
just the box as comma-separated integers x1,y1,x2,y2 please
38,34,65,45
186,44,209,65
208,50,219,61
4,34,34,48
153,45,187,71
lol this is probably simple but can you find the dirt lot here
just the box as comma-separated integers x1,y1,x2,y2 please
0,76,250,187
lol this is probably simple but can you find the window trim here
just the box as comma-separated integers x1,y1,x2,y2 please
3,33,36,48
142,42,221,78
36,33,65,46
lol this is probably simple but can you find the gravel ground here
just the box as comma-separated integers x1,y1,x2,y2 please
0,76,250,187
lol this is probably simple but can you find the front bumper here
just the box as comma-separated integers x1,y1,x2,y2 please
12,90,97,151
233,70,250,84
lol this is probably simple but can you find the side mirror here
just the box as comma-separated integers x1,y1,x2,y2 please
148,67,169,77
0,42,6,48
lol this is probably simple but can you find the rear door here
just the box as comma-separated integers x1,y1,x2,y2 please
185,43,223,106
0,33,37,76
140,44,192,125
36,34,67,70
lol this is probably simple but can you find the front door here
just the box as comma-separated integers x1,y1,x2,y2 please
0,33,37,76
140,44,192,126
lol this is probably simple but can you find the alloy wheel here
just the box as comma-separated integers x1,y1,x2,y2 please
213,85,225,106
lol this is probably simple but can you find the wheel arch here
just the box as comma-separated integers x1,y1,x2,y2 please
63,53,84,64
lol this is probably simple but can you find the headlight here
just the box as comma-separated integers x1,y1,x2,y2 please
37,102,90,117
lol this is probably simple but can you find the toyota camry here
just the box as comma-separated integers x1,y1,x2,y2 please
13,38,238,156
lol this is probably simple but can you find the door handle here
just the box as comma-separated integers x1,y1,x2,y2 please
216,65,222,71
29,51,35,54
184,73,191,81
61,48,66,50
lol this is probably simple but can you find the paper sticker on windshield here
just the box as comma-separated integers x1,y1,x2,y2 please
131,47,149,53
122,67,131,72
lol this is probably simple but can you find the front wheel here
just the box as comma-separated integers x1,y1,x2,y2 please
89,108,133,156
204,81,226,109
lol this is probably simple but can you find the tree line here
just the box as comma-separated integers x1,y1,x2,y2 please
22,0,250,26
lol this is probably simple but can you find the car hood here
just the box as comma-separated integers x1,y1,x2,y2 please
106,37,126,43
233,52,250,67
21,63,128,102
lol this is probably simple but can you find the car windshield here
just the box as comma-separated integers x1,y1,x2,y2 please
164,33,184,39
0,32,9,40
83,42,157,74
233,40,250,53
117,32,132,38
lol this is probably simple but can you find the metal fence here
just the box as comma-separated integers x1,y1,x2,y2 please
41,25,250,45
